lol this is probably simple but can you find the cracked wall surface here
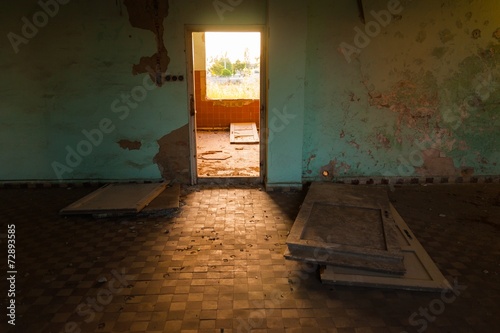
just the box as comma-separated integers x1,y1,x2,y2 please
0,0,497,183
302,0,500,181
0,0,266,182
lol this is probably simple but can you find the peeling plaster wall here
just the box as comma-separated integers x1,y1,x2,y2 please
302,0,500,181
1,0,498,184
0,0,266,182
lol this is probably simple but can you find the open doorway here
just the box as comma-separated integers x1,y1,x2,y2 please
187,29,264,183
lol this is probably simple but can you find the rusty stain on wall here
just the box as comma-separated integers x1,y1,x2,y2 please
124,0,170,76
153,125,190,183
118,140,142,150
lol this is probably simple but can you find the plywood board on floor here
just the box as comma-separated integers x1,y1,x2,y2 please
59,182,168,215
141,183,180,212
230,122,259,143
286,183,405,275
320,203,451,292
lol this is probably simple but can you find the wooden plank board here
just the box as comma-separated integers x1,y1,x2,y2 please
59,182,168,215
286,183,405,275
319,203,451,292
230,122,259,144
141,183,180,212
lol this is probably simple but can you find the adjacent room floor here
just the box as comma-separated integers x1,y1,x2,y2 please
1,183,499,333
196,130,260,178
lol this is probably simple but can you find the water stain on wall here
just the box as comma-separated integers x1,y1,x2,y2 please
154,125,190,183
123,0,170,76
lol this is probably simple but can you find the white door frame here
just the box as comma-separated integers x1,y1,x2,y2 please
185,25,267,185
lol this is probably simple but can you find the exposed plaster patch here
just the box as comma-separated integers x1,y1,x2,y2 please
124,0,170,77
415,149,457,176
153,125,190,183
367,71,439,140
118,140,142,150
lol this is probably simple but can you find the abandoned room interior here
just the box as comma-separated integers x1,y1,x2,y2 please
1,0,499,332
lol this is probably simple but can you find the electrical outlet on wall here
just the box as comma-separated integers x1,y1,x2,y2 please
164,73,184,82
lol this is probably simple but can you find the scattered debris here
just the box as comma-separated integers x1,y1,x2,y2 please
200,151,231,160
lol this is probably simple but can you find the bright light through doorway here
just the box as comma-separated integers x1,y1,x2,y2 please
205,32,260,100
191,30,262,180
205,32,260,62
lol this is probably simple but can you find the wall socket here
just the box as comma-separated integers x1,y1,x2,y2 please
165,74,184,82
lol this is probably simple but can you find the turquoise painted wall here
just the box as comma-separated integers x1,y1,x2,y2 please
302,0,500,181
0,0,498,184
266,0,307,187
0,0,266,182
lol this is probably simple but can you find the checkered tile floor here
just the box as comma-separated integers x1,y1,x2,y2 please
1,184,499,333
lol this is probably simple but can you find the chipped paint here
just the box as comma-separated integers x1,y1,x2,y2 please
153,125,190,183
367,71,440,141
302,0,500,181
320,159,352,179
118,140,142,150
123,0,170,76
415,149,457,176
0,0,498,184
